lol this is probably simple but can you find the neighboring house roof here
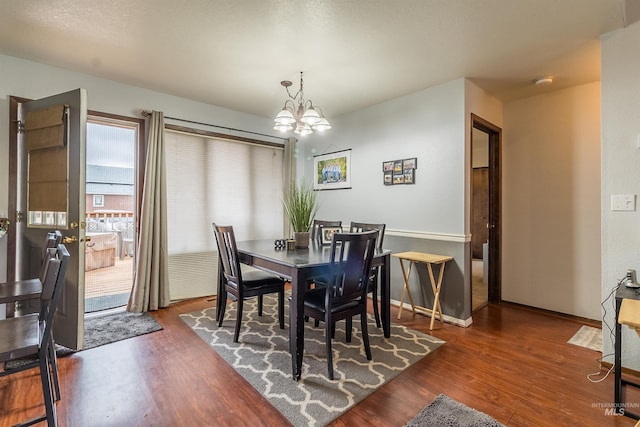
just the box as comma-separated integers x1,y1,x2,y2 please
86,183,133,196
87,165,134,185
86,165,134,196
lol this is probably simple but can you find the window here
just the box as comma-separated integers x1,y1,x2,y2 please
165,129,284,300
93,194,104,207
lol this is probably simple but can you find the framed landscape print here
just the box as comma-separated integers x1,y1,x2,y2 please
313,149,352,190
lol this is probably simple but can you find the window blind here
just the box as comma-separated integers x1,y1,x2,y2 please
165,130,284,300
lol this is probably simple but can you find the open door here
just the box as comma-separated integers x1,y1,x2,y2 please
471,114,502,304
11,89,87,350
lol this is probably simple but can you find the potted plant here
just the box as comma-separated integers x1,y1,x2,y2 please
283,181,318,248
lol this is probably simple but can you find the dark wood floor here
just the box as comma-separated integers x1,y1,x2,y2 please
1,298,637,427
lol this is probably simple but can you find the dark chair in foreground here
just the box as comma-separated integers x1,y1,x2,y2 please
311,219,342,244
0,244,70,427
0,230,64,400
299,230,377,380
349,222,386,327
212,224,285,343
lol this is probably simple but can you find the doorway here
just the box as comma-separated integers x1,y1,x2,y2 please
84,114,140,313
471,114,502,308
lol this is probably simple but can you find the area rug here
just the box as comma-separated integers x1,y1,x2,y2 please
180,294,444,427
404,394,505,427
83,311,162,349
567,325,602,352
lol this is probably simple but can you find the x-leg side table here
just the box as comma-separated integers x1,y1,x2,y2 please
394,251,453,330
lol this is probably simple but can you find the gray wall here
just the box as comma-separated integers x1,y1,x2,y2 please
297,78,501,324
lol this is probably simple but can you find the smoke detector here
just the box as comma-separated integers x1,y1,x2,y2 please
534,76,554,86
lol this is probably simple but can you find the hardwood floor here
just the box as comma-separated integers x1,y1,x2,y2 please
1,298,637,426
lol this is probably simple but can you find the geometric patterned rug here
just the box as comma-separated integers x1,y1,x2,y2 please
180,294,444,427
567,325,602,352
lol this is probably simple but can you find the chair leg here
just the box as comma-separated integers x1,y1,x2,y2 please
258,295,263,316
48,335,61,401
345,317,352,342
372,281,381,328
234,299,244,343
278,290,285,329
218,297,227,327
325,312,334,380
39,349,58,426
360,309,372,361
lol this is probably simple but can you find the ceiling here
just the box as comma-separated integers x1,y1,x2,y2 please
0,0,631,120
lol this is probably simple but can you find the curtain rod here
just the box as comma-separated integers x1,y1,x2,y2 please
141,110,289,142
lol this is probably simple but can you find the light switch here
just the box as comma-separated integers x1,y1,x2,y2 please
611,194,636,211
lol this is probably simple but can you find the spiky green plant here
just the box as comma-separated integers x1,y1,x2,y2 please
283,181,318,232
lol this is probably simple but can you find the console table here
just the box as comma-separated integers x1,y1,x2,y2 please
393,251,452,330
615,284,640,420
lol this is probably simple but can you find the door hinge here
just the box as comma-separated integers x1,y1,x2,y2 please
16,211,24,223
13,120,25,134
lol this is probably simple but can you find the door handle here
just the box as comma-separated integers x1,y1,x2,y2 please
62,235,78,244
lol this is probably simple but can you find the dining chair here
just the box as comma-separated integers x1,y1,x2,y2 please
0,244,70,427
311,219,342,244
0,230,64,400
212,224,285,343
299,230,377,380
349,222,386,327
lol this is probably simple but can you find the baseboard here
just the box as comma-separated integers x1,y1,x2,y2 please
601,361,640,379
500,300,601,327
390,298,472,327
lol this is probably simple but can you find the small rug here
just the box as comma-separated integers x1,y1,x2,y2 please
181,294,444,427
83,311,162,349
85,292,130,313
567,325,602,352
405,394,505,427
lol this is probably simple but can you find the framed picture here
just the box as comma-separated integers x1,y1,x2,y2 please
403,169,415,184
393,160,403,174
383,171,393,185
393,173,405,184
403,158,417,170
320,226,342,245
382,161,394,172
313,149,352,190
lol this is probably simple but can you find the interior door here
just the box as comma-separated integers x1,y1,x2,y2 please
16,88,87,350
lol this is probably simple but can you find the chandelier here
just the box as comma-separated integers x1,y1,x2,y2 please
273,71,331,136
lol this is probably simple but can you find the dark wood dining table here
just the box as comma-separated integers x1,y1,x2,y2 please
216,239,391,380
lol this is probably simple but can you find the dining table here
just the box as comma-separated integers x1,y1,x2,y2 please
216,239,392,380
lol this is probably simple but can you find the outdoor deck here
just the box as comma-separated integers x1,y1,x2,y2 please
85,256,133,299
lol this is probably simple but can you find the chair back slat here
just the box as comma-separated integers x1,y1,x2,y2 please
349,222,386,250
212,224,242,290
38,231,63,283
328,231,377,299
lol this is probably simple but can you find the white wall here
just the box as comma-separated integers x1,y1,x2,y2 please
601,21,640,369
503,82,602,320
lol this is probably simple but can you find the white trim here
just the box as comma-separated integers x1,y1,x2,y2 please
390,298,473,328
386,228,470,243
